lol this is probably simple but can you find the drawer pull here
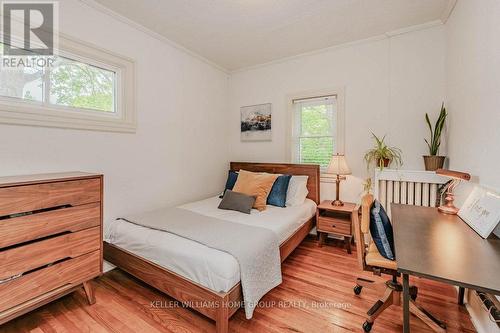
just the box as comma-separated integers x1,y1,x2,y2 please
331,224,336,228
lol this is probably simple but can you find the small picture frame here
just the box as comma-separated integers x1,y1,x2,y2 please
240,103,272,142
458,186,500,238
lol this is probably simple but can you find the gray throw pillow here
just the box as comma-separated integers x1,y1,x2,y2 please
218,190,256,214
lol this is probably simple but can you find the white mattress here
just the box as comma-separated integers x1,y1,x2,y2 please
105,196,316,293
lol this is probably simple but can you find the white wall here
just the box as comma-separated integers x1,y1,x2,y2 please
229,25,446,202
446,2,500,331
446,0,500,193
446,0,500,237
0,0,230,222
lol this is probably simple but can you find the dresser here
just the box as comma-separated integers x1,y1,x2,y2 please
0,172,103,324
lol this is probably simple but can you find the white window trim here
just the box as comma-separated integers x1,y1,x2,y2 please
0,32,136,133
285,88,345,179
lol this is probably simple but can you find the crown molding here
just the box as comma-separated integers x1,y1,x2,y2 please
78,0,449,75
384,20,442,37
441,0,458,24
232,20,443,74
230,35,386,74
78,0,229,74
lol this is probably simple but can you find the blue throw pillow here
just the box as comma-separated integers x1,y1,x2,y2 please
220,170,239,198
369,200,395,260
267,174,292,207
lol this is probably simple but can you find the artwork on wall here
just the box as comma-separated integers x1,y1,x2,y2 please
240,103,272,142
458,186,500,238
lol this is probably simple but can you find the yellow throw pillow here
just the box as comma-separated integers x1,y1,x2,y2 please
232,170,279,211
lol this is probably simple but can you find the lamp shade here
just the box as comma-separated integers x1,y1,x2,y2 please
325,154,352,175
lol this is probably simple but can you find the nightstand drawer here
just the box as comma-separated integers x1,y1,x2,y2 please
318,216,351,235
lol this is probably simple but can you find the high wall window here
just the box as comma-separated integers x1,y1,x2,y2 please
0,45,116,113
0,35,135,132
289,90,344,171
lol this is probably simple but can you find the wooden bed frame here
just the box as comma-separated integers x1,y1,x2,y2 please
104,162,320,333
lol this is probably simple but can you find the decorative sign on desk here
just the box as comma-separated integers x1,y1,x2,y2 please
458,186,500,238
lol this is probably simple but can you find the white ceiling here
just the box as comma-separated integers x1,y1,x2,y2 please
88,0,450,71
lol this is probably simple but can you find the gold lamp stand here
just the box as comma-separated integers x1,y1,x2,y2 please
332,174,347,206
326,154,351,207
438,179,461,214
435,169,471,215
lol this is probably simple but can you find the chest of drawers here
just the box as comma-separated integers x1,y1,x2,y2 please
0,172,103,324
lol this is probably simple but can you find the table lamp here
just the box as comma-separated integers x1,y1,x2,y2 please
325,154,352,206
435,168,471,215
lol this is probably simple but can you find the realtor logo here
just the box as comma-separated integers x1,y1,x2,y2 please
1,1,57,56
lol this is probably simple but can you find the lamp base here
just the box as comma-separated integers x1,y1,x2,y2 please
438,205,459,215
331,199,345,207
438,190,459,215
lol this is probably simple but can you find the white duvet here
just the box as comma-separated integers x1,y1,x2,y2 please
105,196,316,292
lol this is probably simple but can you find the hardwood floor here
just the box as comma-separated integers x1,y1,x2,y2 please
1,237,476,333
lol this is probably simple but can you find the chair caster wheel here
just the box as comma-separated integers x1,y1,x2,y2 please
362,321,373,332
353,285,363,295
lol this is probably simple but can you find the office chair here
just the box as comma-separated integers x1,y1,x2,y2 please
353,194,446,332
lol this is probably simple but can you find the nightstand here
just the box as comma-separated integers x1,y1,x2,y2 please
316,201,358,253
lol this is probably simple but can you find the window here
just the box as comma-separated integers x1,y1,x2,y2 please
0,35,135,132
49,56,115,112
288,89,345,171
0,47,115,112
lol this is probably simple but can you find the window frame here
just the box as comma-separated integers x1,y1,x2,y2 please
286,88,345,175
0,32,136,132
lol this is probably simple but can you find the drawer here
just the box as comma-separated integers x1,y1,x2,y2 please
0,203,100,249
0,178,101,217
318,216,351,235
0,227,101,280
0,251,100,313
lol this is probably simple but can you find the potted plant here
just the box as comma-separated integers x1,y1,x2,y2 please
362,178,373,194
364,133,403,170
423,103,447,171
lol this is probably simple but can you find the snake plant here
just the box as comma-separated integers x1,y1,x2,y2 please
425,103,447,156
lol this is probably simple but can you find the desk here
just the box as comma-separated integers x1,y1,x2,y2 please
392,204,500,333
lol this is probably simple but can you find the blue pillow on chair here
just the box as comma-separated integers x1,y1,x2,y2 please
369,200,395,260
267,174,292,207
220,170,239,198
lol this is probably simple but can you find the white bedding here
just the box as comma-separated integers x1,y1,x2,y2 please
105,196,316,293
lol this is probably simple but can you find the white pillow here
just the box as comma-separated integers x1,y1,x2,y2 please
286,175,309,207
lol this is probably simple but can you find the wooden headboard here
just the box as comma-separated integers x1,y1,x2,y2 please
229,162,321,204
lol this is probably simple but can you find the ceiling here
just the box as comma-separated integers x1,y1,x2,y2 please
88,0,450,71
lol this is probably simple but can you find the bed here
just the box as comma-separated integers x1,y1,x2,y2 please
103,162,320,333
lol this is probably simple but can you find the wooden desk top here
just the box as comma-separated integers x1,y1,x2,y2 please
392,204,500,295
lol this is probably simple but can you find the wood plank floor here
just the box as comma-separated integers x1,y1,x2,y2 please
1,237,476,333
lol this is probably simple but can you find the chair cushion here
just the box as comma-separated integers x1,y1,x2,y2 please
365,243,398,270
369,200,395,260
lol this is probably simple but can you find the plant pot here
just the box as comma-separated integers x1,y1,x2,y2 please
423,155,446,171
377,158,391,169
